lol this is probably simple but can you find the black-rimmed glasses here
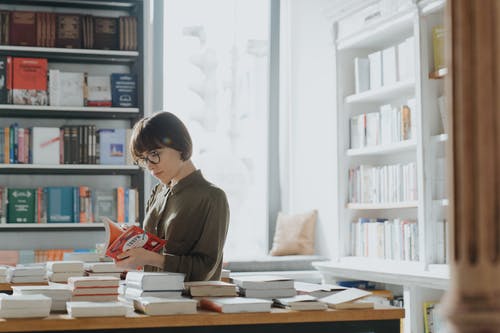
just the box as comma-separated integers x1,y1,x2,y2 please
134,150,161,169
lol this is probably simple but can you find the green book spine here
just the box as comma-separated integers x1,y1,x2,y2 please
7,188,36,223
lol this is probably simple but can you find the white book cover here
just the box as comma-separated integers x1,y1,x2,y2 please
231,275,294,290
199,296,272,313
49,69,60,106
66,301,128,317
125,287,182,300
48,271,84,282
87,76,112,106
405,36,416,79
382,46,397,86
12,284,72,301
319,288,372,306
125,271,185,291
365,112,380,146
133,296,197,315
379,104,393,145
32,127,61,165
0,294,52,310
58,72,85,106
8,265,46,277
68,276,120,289
354,57,370,93
350,116,361,149
0,307,51,318
46,260,84,273
185,280,238,297
273,294,328,311
356,114,366,148
368,51,382,89
240,287,296,299
72,286,118,295
84,262,123,273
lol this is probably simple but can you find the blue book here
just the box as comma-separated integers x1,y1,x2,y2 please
110,73,137,107
98,128,126,165
46,187,75,223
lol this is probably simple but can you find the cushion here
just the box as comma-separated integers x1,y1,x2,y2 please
269,209,317,256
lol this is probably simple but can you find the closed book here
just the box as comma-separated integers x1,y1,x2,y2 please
0,56,7,103
72,286,118,295
134,297,197,315
9,276,47,283
199,297,272,313
231,275,294,290
46,260,84,273
49,70,84,106
382,46,397,86
9,11,36,46
125,271,185,292
368,51,382,89
93,17,118,50
432,25,445,71
273,295,328,311
71,294,118,302
98,128,126,165
111,73,137,107
354,57,370,93
12,284,72,301
56,14,81,49
8,265,45,277
87,76,111,106
46,186,75,223
328,299,374,309
185,280,238,297
68,276,120,289
47,271,84,283
84,262,123,273
0,294,51,318
32,127,60,165
12,57,48,105
240,287,296,299
93,189,117,221
319,288,372,308
7,188,36,223
66,301,128,317
125,287,182,300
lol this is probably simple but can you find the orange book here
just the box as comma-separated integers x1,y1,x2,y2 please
12,57,48,105
116,187,125,223
102,217,166,259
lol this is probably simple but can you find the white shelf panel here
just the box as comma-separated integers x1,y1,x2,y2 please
431,133,448,144
345,80,415,104
0,164,138,170
347,201,418,210
0,223,104,229
433,198,449,207
313,258,449,290
0,105,139,113
420,0,446,15
0,45,139,57
337,11,415,50
347,139,417,156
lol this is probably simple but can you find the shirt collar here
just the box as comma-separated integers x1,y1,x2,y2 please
168,169,203,195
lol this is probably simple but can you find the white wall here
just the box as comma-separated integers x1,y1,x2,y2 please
285,0,338,258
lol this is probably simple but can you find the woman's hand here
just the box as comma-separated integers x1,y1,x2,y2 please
114,248,165,270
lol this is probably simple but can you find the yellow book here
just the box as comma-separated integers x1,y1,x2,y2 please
432,25,445,71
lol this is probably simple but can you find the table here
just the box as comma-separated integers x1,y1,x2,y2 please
0,305,404,333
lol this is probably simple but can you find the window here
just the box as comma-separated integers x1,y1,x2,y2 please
164,0,271,258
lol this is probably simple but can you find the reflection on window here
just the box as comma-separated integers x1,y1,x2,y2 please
164,0,270,258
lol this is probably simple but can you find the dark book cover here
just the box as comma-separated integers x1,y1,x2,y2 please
56,14,81,49
110,73,137,107
9,11,36,46
94,17,118,50
45,186,75,223
0,11,10,45
0,56,7,103
7,188,36,223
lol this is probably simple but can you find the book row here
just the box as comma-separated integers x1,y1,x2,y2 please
350,98,416,149
354,36,415,94
0,57,137,107
0,125,132,165
350,218,419,261
0,249,78,266
0,186,138,224
0,11,137,51
348,162,418,204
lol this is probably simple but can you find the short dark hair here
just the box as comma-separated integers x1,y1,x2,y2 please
130,112,193,161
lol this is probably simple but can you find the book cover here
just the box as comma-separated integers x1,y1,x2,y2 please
110,73,137,107
93,17,118,50
46,186,75,223
66,301,128,318
93,189,117,222
133,297,197,315
31,127,60,165
273,295,328,311
231,275,294,290
98,128,126,165
9,11,36,46
125,288,182,300
7,188,36,223
319,288,372,308
432,25,445,72
55,14,81,49
86,75,111,106
0,56,7,104
199,297,272,313
12,57,48,105
125,271,185,291
49,70,85,107
103,217,166,259
184,280,238,297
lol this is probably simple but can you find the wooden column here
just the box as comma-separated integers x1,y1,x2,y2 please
442,0,500,332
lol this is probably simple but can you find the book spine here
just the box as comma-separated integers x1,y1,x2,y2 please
199,299,222,313
117,187,124,223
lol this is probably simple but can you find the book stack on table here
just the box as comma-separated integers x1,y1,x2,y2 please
0,294,51,318
124,271,185,300
232,275,296,299
7,264,47,283
68,276,120,302
11,283,72,312
46,261,85,283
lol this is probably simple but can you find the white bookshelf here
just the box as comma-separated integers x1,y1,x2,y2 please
317,2,449,333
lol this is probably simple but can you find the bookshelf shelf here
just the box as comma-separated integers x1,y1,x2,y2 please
346,201,419,210
433,198,449,207
337,11,414,50
431,133,448,143
0,223,105,231
347,139,416,156
0,105,140,119
345,80,415,104
0,164,141,175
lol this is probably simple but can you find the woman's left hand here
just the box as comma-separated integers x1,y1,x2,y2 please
114,248,164,270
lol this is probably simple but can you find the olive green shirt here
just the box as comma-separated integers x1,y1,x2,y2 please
142,170,229,281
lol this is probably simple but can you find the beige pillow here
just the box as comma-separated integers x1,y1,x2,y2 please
269,210,317,256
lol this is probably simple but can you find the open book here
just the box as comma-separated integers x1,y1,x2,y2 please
102,217,166,259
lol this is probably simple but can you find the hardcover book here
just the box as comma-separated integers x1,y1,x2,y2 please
231,275,294,290
103,217,166,260
12,57,48,105
86,75,111,106
9,11,36,46
184,280,238,297
31,127,60,165
0,56,7,104
98,128,126,165
45,186,76,223
55,14,81,49
110,73,137,107
93,17,118,50
7,188,36,223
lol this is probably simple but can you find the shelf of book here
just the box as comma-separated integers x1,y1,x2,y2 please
313,258,449,290
337,11,414,50
0,164,141,175
347,201,419,210
345,80,415,104
0,223,105,231
0,106,140,119
347,139,417,157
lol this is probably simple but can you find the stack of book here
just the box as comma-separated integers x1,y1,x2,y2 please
124,271,185,300
221,268,231,283
184,280,238,297
0,294,51,318
273,294,328,311
7,264,47,283
232,275,296,299
46,261,84,283
12,284,72,312
199,297,272,313
319,288,374,309
66,301,129,318
133,296,197,315
84,262,124,279
68,276,120,302
0,266,8,283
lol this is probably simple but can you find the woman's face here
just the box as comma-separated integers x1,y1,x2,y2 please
138,147,184,185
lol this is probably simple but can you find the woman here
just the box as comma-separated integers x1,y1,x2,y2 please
115,112,230,281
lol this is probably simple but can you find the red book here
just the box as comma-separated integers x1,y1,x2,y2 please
12,57,48,105
10,11,36,46
103,217,166,259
